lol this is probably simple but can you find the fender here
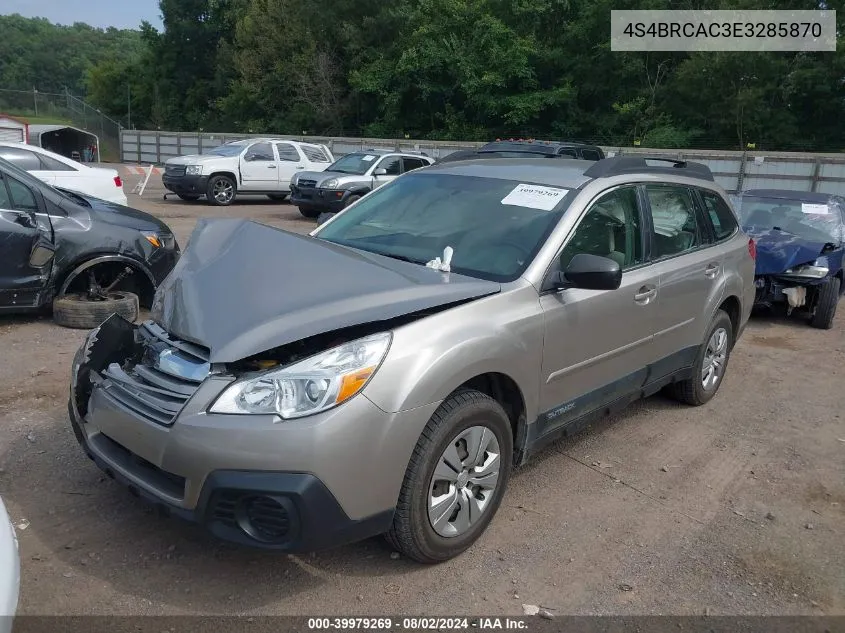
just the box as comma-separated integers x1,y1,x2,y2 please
58,254,157,296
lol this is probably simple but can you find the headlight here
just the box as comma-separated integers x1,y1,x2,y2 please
185,165,203,176
320,178,339,189
142,231,176,249
783,257,829,279
209,332,392,419
291,173,299,186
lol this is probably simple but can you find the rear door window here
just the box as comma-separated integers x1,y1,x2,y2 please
0,147,42,172
402,157,428,172
38,154,76,171
644,184,702,259
275,143,301,162
580,149,602,161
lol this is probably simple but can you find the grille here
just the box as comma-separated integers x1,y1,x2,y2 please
299,179,317,188
99,321,210,426
165,165,186,177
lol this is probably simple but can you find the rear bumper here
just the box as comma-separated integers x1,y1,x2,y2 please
162,174,209,196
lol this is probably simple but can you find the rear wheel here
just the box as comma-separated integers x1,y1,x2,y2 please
206,175,236,206
809,277,840,329
298,206,320,219
667,309,733,406
386,390,512,563
177,194,200,201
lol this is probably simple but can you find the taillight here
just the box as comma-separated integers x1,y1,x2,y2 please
748,238,757,260
114,175,122,188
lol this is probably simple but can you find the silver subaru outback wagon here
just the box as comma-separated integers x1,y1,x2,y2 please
68,155,756,563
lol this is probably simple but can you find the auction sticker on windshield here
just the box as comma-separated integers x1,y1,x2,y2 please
802,203,830,215
362,155,377,161
501,184,569,211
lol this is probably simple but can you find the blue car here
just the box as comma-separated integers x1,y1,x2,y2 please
732,189,845,329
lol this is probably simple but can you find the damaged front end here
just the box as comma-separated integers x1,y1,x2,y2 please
753,255,832,315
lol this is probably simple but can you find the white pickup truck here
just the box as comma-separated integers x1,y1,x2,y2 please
162,138,335,206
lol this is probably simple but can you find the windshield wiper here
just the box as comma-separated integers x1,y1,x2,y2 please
356,246,426,265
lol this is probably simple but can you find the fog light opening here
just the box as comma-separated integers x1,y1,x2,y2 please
235,495,291,543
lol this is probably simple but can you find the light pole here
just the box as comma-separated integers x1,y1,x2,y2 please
127,84,131,130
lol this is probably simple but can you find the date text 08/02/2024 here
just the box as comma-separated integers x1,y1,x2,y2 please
306,617,530,630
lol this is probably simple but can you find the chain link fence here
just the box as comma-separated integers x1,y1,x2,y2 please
0,88,123,161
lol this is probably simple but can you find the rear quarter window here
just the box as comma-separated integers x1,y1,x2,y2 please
580,149,603,161
699,190,739,241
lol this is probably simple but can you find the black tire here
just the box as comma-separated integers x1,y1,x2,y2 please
668,309,733,406
316,212,335,226
206,175,236,206
267,194,287,201
298,206,320,219
344,194,362,208
177,194,200,201
52,292,139,330
809,277,840,330
385,389,513,564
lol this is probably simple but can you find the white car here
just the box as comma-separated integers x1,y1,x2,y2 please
162,138,335,206
0,498,19,633
0,142,128,206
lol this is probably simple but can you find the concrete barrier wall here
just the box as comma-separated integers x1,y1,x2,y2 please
120,130,845,195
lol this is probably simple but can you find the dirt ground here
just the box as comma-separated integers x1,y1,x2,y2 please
0,180,843,617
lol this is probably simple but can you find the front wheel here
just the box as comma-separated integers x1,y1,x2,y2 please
386,390,513,563
298,206,320,219
667,309,733,406
809,277,840,329
206,175,236,206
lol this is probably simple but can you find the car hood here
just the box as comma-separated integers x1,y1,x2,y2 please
150,219,501,363
166,154,235,165
58,189,171,233
297,169,365,185
746,227,833,275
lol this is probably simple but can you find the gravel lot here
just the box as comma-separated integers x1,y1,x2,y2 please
1,179,843,617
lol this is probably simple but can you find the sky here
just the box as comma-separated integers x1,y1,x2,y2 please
3,0,163,30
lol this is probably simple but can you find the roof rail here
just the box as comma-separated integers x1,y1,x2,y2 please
583,156,714,182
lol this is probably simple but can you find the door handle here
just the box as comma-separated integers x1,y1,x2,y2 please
296,166,305,169
267,165,277,169
705,263,720,278
634,285,657,304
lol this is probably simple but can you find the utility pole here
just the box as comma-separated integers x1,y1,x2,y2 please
127,84,131,130
33,88,38,116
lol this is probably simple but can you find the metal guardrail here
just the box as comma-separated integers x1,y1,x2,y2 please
120,130,845,195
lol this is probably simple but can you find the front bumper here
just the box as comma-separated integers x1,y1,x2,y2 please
753,274,826,307
289,185,352,213
68,316,437,551
162,173,209,196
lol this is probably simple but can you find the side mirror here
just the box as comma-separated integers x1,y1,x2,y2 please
557,253,622,291
373,168,387,176
12,210,37,229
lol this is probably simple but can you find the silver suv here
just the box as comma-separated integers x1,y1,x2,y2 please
289,149,434,219
68,155,756,563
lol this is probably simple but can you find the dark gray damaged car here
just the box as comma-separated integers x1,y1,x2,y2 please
68,157,754,562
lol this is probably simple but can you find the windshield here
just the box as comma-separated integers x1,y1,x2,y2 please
208,143,247,157
315,172,573,282
326,153,381,175
736,195,845,244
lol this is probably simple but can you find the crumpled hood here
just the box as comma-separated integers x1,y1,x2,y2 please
151,219,501,363
746,227,830,275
